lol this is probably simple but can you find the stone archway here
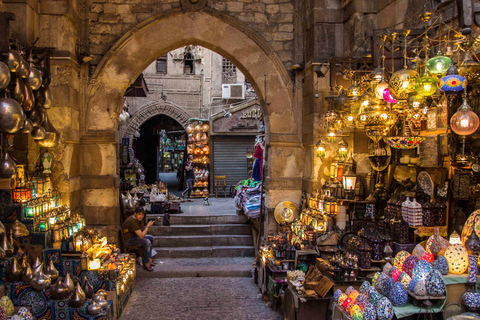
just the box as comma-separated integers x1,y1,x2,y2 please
121,101,191,146
80,9,304,241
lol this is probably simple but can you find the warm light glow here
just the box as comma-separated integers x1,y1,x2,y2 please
461,117,470,127
451,100,480,136
89,259,101,270
436,62,443,72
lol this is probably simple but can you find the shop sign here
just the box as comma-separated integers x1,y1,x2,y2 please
240,109,262,119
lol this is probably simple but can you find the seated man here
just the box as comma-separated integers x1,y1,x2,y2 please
122,207,155,271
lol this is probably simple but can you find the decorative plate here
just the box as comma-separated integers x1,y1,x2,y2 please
274,201,299,224
417,171,434,197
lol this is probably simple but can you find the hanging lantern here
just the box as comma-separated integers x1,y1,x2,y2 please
338,139,348,159
382,88,398,103
450,99,480,136
426,55,452,74
439,75,466,92
347,81,362,97
388,69,418,101
36,113,60,148
316,140,326,159
202,145,209,155
186,124,194,134
407,94,424,109
415,73,438,96
194,131,202,142
342,169,357,192
200,132,208,144
201,123,209,132
327,127,336,143
375,82,389,99
194,124,201,133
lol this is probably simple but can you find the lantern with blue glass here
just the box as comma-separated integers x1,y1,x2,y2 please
439,63,467,92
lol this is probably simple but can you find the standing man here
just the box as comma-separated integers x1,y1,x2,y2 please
181,154,195,202
122,207,156,271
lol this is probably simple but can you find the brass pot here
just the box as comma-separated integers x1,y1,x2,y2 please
27,67,42,91
50,280,70,300
64,272,75,292
82,278,94,299
21,119,34,133
23,80,35,111
32,257,42,270
7,257,22,282
31,125,46,140
69,283,86,308
0,153,17,179
18,57,29,78
13,77,26,104
7,50,21,72
22,263,33,282
28,108,43,127
0,98,25,133
93,292,107,310
31,268,51,291
32,262,43,277
39,66,51,88
0,61,11,89
88,301,102,315
1,234,14,256
45,259,59,283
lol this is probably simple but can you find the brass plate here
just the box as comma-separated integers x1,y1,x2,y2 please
274,201,299,224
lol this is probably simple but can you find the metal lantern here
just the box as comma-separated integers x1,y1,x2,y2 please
316,140,326,159
342,168,357,196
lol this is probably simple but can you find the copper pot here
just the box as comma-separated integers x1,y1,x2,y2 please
45,259,59,283
13,77,26,104
82,278,94,299
0,153,17,179
51,280,70,300
27,67,42,90
0,98,25,133
0,61,11,89
7,50,21,72
23,80,35,111
7,257,22,282
69,283,86,308
22,262,33,282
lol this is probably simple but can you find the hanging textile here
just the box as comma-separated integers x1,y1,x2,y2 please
252,142,263,181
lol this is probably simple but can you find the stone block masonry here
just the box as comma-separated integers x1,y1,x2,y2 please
88,0,295,69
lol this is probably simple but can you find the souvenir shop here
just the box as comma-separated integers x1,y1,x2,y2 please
0,23,135,320
255,10,480,320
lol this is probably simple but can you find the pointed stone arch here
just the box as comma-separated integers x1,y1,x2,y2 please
121,102,191,146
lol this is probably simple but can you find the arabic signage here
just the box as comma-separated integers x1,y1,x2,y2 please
211,102,262,134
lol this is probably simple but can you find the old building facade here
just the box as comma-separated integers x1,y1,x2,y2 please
0,0,452,242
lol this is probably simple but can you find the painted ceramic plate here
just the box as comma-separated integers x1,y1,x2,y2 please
418,171,434,197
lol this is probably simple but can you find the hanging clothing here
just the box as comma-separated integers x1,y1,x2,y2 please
252,143,263,181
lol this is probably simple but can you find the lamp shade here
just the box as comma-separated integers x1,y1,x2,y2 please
382,88,398,103
375,82,389,99
444,243,468,274
388,69,418,101
426,55,452,74
450,100,479,136
438,75,467,92
415,74,438,96
36,113,60,148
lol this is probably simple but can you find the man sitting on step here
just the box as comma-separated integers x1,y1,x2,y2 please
122,207,156,271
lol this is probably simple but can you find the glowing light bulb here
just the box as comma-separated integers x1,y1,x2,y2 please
402,81,409,89
436,62,443,72
450,99,480,136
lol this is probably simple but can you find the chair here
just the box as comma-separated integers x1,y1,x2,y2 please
121,228,144,264
214,176,227,198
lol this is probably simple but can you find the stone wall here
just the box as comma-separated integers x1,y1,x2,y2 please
88,0,295,69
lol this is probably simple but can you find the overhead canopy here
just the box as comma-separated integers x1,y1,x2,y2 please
124,74,148,97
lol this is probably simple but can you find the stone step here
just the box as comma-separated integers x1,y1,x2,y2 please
149,224,252,236
146,214,248,225
136,257,254,278
152,235,253,247
154,246,255,258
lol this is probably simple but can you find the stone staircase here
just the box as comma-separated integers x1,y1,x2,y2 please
140,212,255,278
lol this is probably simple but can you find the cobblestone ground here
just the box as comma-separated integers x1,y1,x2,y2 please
119,277,282,320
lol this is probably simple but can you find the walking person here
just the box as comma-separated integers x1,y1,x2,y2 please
181,154,195,202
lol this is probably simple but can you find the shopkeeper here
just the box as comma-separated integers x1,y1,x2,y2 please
122,207,156,271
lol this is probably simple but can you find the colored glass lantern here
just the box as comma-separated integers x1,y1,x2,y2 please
382,88,398,103
450,99,479,136
444,243,468,274
393,251,411,272
407,94,424,109
439,75,467,92
25,201,35,218
426,55,452,74
375,82,389,99
415,73,438,96
338,139,348,159
388,69,418,101
348,81,362,97
316,140,326,159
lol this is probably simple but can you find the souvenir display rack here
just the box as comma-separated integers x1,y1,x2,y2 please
185,119,210,198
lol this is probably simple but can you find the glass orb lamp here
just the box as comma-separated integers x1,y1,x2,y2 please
348,81,362,97
407,94,424,109
450,99,480,135
382,88,398,103
375,82,389,99
388,69,418,101
439,75,467,92
426,55,452,74
415,73,438,96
